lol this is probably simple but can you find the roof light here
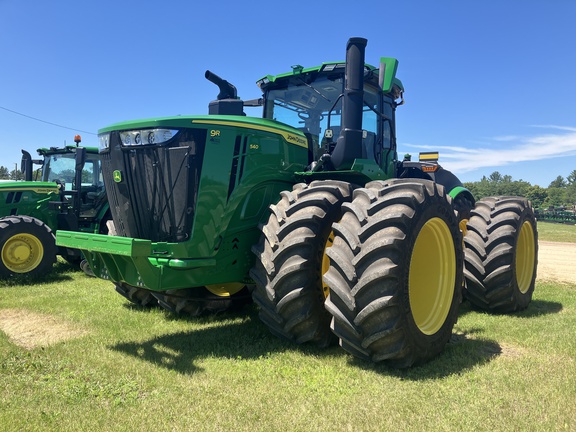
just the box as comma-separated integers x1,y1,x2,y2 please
257,77,271,88
320,63,346,72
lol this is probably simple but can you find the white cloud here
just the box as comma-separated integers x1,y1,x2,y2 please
530,125,576,132
492,135,523,142
401,125,576,174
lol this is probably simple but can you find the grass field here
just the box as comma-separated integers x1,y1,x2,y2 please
537,221,576,243
0,222,575,431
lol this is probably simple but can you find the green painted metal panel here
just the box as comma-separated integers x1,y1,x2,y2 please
448,186,468,199
56,231,151,256
379,57,401,93
0,181,60,231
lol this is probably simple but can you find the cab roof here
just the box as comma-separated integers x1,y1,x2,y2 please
257,59,404,95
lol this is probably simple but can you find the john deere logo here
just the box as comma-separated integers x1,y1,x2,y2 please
113,170,122,183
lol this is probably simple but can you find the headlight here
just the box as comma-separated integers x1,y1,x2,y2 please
98,133,110,151
119,129,177,146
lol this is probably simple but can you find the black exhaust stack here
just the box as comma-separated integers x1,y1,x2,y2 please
21,150,33,181
330,37,367,170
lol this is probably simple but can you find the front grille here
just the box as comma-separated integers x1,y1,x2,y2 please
102,129,206,242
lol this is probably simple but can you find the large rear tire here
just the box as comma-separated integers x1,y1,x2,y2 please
250,180,354,347
0,216,57,278
463,196,538,312
324,179,463,367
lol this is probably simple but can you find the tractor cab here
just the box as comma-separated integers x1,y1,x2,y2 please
257,57,404,176
38,147,106,217
21,141,107,231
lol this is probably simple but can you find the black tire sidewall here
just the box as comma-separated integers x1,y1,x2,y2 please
325,179,463,366
398,189,463,360
250,180,353,346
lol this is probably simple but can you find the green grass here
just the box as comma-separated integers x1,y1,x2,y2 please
1,223,575,432
538,221,576,243
1,261,575,432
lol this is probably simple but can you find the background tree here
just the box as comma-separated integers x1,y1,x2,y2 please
9,168,24,181
462,170,576,209
489,171,503,183
565,170,576,207
543,187,566,208
567,170,576,186
465,171,533,200
468,176,492,198
0,166,9,179
549,175,567,189
565,184,576,207
526,185,548,209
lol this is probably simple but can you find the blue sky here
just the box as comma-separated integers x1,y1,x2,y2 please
1,0,574,187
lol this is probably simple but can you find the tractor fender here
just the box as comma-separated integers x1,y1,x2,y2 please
399,161,474,205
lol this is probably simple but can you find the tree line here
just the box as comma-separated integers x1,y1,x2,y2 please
0,165,24,180
463,170,576,209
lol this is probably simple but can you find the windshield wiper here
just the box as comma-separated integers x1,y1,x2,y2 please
297,78,332,103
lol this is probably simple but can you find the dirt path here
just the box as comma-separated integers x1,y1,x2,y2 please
537,241,576,284
0,309,87,349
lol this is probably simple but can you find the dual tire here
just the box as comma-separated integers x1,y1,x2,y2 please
252,180,538,367
463,196,537,312
252,179,464,367
325,180,463,367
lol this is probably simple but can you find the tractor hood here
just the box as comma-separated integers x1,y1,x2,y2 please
97,115,308,244
0,181,59,193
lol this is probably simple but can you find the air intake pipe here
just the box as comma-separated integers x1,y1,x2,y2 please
205,70,244,115
330,37,367,170
205,70,238,100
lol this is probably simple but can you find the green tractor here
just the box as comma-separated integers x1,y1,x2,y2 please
0,137,110,278
56,38,538,367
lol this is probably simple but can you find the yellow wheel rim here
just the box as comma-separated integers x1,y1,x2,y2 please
516,221,536,294
459,218,468,238
409,217,456,335
321,231,335,299
205,283,245,297
1,233,44,273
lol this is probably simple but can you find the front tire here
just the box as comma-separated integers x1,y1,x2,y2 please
0,216,57,278
250,180,354,347
324,179,463,367
463,196,538,312
115,282,158,307
152,284,251,316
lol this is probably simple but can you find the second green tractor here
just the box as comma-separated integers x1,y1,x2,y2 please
57,38,538,367
0,138,110,278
